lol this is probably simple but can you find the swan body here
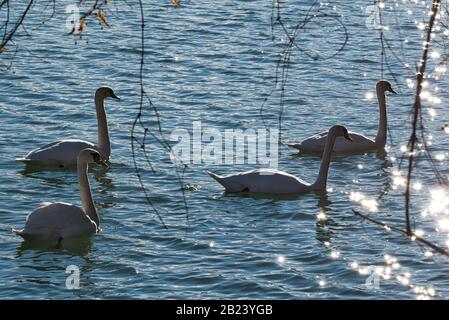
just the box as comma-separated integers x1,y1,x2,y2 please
208,125,352,194
17,139,96,165
288,81,396,154
17,87,120,167
13,149,108,242
288,132,375,154
13,202,97,242
207,169,312,194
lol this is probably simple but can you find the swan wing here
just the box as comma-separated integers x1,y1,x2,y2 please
207,171,247,193
245,169,310,194
209,169,310,194
290,131,376,153
20,139,96,165
288,131,328,152
16,202,96,241
335,133,376,153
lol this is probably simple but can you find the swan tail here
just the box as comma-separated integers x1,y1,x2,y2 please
287,143,302,151
12,228,46,241
206,171,231,189
207,171,245,192
12,228,25,237
207,171,224,182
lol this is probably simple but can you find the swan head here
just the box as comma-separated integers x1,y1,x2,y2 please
96,86,121,100
330,125,352,141
78,148,109,168
376,80,397,95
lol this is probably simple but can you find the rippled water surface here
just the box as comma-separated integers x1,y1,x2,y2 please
1,0,449,299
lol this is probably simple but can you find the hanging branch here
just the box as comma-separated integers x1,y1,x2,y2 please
130,1,190,230
262,0,348,145
352,0,449,259
0,0,34,52
69,0,110,35
130,0,167,229
404,0,441,235
353,210,449,257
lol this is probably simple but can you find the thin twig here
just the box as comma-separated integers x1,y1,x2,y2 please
352,210,449,257
404,0,441,235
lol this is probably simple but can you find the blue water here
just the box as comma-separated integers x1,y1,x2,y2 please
1,0,449,299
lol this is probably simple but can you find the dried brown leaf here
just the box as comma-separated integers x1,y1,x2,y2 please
79,19,86,32
98,10,110,28
171,0,181,7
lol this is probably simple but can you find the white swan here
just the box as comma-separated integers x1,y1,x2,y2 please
287,81,396,154
13,149,108,242
207,125,352,194
16,87,120,166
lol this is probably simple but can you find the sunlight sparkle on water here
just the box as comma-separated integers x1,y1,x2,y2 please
428,96,441,104
317,212,327,222
415,229,424,237
420,91,430,99
428,188,449,215
393,176,406,189
330,250,340,259
358,267,368,275
414,286,436,299
349,192,378,211
277,256,286,264
384,255,400,270
437,219,449,231
431,51,440,59
436,65,447,74
397,275,410,286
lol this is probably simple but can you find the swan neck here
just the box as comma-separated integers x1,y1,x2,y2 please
375,87,387,148
95,92,111,159
78,159,99,228
312,131,337,191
